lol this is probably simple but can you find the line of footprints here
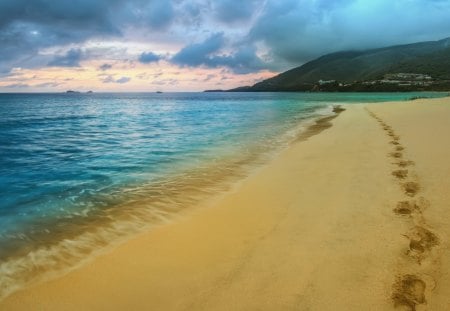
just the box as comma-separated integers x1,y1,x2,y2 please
367,109,439,311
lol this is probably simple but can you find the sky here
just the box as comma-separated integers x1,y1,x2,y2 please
1,0,450,92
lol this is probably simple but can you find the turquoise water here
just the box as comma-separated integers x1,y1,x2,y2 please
0,91,445,296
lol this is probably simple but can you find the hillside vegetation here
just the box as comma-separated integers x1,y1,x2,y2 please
229,38,450,92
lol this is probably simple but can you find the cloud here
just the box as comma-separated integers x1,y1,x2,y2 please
145,0,175,30
211,45,267,74
48,49,83,67
4,82,29,88
2,0,450,84
101,75,131,84
0,0,120,32
249,0,450,68
99,63,113,71
35,82,62,87
171,33,268,73
151,78,178,85
0,0,123,72
100,75,114,83
172,32,225,67
212,0,263,24
138,52,162,63
116,76,131,83
203,74,215,81
3,83,30,89
0,0,175,73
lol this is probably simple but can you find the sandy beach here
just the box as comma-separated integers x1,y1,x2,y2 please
1,97,450,310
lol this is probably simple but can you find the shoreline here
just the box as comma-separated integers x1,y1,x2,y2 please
2,97,450,309
0,104,338,302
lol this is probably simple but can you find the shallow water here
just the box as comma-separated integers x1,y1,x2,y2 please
0,91,445,298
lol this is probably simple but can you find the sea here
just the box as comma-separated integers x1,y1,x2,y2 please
0,91,445,298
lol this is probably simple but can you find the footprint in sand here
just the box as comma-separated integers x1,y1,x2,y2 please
394,201,417,216
390,152,403,159
407,226,439,261
392,170,409,179
394,199,429,216
388,134,401,141
392,274,426,311
367,109,440,309
397,160,415,168
402,182,420,197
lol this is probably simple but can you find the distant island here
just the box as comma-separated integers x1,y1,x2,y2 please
209,38,450,92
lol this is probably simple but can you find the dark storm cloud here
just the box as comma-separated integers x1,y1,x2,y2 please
48,49,84,67
212,0,263,23
0,0,174,71
2,0,450,76
0,0,122,71
0,0,175,34
208,46,267,74
249,0,450,68
171,33,266,73
0,0,119,28
168,0,450,72
144,0,175,29
172,33,225,66
138,52,162,64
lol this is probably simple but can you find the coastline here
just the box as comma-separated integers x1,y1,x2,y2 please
0,103,337,302
2,97,450,310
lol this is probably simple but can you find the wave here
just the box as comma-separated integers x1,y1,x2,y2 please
0,104,336,301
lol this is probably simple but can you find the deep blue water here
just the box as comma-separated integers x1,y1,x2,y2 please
0,91,446,288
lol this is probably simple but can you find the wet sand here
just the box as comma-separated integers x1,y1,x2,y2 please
2,97,450,310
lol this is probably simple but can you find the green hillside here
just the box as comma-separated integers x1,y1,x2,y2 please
232,38,450,91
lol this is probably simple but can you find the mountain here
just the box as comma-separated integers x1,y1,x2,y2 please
229,38,450,92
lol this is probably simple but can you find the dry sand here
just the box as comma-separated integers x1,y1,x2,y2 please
1,97,450,310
